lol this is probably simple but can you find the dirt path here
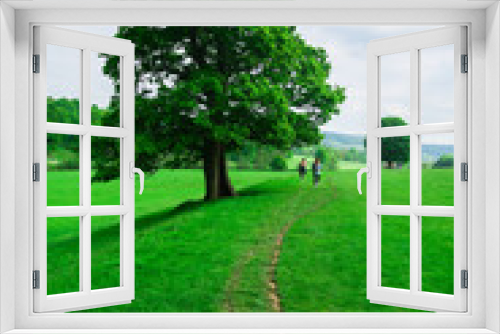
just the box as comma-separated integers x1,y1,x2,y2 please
267,183,337,312
222,248,255,312
222,176,337,312
222,181,307,312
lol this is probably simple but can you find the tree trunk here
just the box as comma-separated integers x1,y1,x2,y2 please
204,143,220,201
219,145,237,197
204,142,237,200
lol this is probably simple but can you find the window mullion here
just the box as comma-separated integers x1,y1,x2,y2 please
413,123,454,135
81,48,91,293
410,47,420,294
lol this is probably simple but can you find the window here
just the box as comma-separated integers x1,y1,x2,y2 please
33,26,137,312
5,5,491,333
364,26,467,312
31,23,470,315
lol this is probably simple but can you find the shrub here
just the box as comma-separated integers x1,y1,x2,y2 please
48,149,79,171
433,154,454,169
315,147,328,162
315,145,338,171
270,156,288,171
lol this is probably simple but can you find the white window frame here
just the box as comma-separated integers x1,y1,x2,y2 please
1,3,498,334
366,26,468,312
33,25,136,313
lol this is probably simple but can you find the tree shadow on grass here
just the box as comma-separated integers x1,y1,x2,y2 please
134,186,278,229
127,180,295,234
135,199,207,231
236,187,289,197
135,178,298,228
52,177,297,249
238,178,301,197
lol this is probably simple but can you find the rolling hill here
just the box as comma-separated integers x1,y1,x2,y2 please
321,131,453,163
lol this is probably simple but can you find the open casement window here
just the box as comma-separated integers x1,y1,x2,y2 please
33,26,136,312
365,26,467,312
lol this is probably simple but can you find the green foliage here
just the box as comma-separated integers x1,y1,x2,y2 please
381,116,408,128
315,145,337,171
47,130,79,156
298,144,365,166
433,154,454,169
91,137,121,182
226,141,294,170
93,26,346,182
47,97,80,124
46,99,80,160
47,149,79,171
228,141,262,169
47,96,111,126
46,100,80,171
342,147,366,163
293,146,316,157
381,117,410,168
47,97,113,172
315,146,328,162
270,155,288,171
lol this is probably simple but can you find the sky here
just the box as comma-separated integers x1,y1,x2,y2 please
50,25,454,145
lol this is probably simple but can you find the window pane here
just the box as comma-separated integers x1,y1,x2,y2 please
421,133,454,206
420,44,454,124
91,136,121,205
381,215,410,290
421,216,454,295
380,52,410,127
381,136,410,205
47,133,80,206
92,215,121,290
47,217,80,295
47,44,81,124
91,52,120,127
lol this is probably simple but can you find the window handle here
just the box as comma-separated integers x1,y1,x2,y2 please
129,162,144,195
357,162,371,195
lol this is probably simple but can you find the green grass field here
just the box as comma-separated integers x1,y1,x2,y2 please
45,167,454,312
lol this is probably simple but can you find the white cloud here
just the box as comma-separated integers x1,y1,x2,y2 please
296,25,451,134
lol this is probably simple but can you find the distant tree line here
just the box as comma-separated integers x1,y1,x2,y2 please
47,97,112,170
46,97,361,173
432,154,454,169
49,100,450,172
226,141,291,171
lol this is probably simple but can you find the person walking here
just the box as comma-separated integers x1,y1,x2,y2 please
298,158,307,179
312,157,322,187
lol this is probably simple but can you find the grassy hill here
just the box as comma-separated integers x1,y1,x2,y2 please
321,131,365,150
45,168,454,313
321,131,453,163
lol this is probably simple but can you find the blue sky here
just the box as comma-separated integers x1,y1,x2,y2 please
51,25,453,144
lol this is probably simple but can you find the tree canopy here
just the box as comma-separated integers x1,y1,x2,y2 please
93,26,346,199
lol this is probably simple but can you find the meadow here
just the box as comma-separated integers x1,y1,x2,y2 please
45,167,454,312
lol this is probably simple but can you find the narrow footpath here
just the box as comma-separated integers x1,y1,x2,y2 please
267,182,337,312
222,175,337,312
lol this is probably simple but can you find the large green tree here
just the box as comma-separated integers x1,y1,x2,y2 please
93,26,346,200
